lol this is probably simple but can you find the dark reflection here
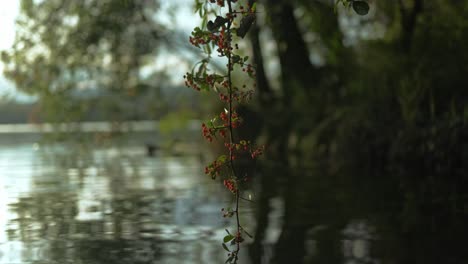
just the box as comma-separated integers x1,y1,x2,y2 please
0,133,237,264
2,122,466,264
249,124,468,264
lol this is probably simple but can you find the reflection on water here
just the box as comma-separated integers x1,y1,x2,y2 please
5,130,459,264
253,155,468,264
0,133,251,264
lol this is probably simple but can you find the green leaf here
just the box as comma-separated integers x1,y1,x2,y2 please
200,83,209,91
195,1,202,12
196,61,207,78
209,118,217,126
201,15,208,30
352,1,369,15
243,56,249,62
232,55,241,63
223,234,234,243
218,155,227,163
207,16,229,32
251,2,257,12
222,243,230,252
198,3,203,16
207,21,215,31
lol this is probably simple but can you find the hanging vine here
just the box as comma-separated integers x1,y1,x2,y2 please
184,0,262,262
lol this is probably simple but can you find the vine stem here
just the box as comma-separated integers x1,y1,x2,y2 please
226,0,242,257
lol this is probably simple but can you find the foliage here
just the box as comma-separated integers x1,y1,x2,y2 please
238,0,468,262
336,0,370,15
1,0,175,123
184,0,263,262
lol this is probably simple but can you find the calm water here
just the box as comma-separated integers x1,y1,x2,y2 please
5,128,460,264
0,132,254,264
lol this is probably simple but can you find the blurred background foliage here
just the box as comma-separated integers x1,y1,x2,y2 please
1,0,199,124
245,0,468,263
1,0,468,263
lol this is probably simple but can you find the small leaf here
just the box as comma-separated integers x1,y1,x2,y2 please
200,83,209,91
195,3,201,12
218,155,227,163
215,74,224,82
352,1,369,15
214,16,229,26
251,2,257,12
232,55,241,63
207,21,215,31
243,56,249,62
225,255,234,263
210,118,217,127
201,15,208,30
208,16,229,32
222,243,230,252
223,234,234,243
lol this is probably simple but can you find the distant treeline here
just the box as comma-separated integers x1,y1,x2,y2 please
0,85,199,124
0,101,35,124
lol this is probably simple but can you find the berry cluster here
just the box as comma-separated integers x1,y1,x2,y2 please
224,141,264,161
242,63,256,78
201,123,215,142
185,0,261,262
224,179,238,193
205,156,226,179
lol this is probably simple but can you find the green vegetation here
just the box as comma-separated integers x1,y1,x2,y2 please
0,99,36,123
1,0,195,124
2,0,467,262
244,0,468,263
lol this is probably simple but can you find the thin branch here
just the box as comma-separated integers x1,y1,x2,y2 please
226,0,242,257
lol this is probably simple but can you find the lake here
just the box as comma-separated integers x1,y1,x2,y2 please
0,126,256,264
2,123,464,264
